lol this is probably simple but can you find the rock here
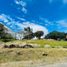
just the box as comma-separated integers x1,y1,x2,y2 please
42,52,48,56
3,45,9,48
44,44,51,48
9,44,16,48
63,46,67,48
42,53,48,56
16,45,23,48
30,44,40,48
23,44,34,48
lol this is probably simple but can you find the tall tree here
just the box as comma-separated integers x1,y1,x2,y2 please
23,27,34,39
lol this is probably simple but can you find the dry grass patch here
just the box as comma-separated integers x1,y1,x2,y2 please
0,48,67,63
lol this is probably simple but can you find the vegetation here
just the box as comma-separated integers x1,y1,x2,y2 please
45,31,67,40
0,23,14,42
0,23,67,41
34,31,44,39
0,23,5,39
5,39,67,48
23,27,44,39
23,27,34,39
0,24,67,67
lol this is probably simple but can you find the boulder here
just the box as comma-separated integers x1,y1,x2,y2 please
9,44,16,48
23,44,34,48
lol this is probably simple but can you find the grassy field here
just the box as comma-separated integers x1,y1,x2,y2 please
0,39,67,67
5,39,67,48
0,48,67,63
0,48,67,67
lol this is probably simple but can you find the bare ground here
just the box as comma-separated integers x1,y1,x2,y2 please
0,61,67,67
0,48,67,67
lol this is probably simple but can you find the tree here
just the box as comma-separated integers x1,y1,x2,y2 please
34,31,44,39
0,23,14,42
23,27,34,39
0,23,5,38
45,31,66,40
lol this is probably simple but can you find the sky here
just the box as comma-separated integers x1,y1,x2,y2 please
0,0,67,35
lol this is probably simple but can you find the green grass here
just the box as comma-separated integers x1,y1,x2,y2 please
5,39,67,48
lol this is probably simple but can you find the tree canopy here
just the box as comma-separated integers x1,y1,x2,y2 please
23,27,34,39
34,31,44,39
0,23,14,42
45,31,66,40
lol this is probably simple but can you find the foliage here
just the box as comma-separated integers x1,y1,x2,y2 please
45,31,66,40
23,27,34,39
2,33,14,42
5,39,67,48
34,31,44,39
0,23,14,42
0,24,5,38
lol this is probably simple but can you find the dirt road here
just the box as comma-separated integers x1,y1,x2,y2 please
0,61,67,67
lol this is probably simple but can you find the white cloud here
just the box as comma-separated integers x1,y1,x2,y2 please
17,17,26,21
63,0,67,4
40,17,67,28
55,19,67,33
0,14,9,22
0,14,24,32
0,14,48,36
15,0,27,14
56,19,67,27
49,0,67,4
22,22,48,37
15,0,26,7
22,7,27,14
39,17,54,26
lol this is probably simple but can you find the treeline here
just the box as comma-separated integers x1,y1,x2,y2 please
23,27,67,41
45,31,67,41
23,27,44,39
0,24,44,41
0,23,67,42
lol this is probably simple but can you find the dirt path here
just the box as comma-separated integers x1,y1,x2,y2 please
45,63,67,67
0,61,67,67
